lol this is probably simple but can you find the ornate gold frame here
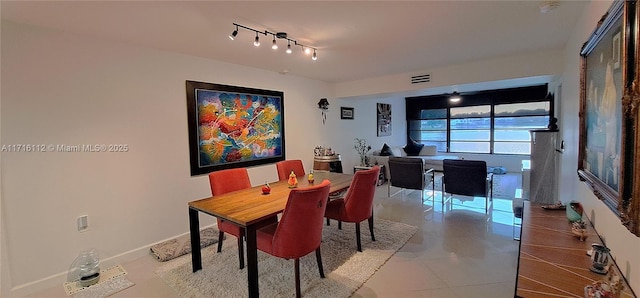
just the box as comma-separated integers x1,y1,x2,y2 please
579,0,639,236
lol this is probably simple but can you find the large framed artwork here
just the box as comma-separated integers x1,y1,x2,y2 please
579,0,639,236
186,81,285,176
377,103,391,136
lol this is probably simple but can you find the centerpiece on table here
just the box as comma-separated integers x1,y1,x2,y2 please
354,138,371,166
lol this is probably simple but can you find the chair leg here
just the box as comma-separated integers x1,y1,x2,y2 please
355,222,362,252
237,236,245,269
294,258,301,298
217,231,224,253
326,218,330,226
368,216,375,241
315,247,325,278
338,220,342,230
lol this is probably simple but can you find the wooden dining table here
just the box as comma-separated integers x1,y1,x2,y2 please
188,171,354,298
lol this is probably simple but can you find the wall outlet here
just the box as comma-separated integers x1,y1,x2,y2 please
77,215,89,232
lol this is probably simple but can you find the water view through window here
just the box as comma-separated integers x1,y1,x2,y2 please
410,101,550,155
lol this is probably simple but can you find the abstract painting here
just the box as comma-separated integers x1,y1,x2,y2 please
186,81,285,175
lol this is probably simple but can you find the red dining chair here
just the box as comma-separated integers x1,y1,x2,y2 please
324,166,380,252
208,168,277,269
276,159,305,181
256,180,331,298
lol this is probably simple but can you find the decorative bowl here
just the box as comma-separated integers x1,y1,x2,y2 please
566,201,583,222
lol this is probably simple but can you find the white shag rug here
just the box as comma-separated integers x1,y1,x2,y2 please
155,218,417,297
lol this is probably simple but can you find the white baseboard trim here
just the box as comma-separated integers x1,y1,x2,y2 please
9,224,216,297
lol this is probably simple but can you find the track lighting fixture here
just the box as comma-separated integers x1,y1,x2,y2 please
229,22,318,61
449,92,461,103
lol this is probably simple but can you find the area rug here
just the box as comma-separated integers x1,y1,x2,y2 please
73,276,134,298
155,218,418,297
150,227,219,262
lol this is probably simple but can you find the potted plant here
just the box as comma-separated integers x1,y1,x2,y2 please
354,138,371,166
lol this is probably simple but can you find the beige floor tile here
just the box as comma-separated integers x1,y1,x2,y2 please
450,281,516,298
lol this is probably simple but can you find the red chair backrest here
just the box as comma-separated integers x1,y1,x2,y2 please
208,168,252,196
343,166,380,222
271,180,331,258
275,160,305,181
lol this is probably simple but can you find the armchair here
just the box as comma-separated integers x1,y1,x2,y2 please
442,159,493,213
387,157,435,204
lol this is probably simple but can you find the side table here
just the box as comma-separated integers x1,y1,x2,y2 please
354,165,386,186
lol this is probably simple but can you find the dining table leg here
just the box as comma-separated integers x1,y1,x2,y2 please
189,208,202,272
245,224,259,297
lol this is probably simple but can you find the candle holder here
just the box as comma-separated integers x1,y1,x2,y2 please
590,244,610,275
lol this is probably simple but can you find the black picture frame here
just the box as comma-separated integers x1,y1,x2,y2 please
578,0,639,236
186,81,285,176
341,107,354,119
377,103,391,136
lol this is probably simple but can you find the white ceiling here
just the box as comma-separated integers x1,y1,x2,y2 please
1,1,587,84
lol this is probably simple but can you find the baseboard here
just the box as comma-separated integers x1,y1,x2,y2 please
8,224,215,297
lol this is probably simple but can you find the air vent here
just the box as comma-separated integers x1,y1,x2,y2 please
411,73,431,84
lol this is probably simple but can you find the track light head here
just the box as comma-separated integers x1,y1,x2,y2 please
271,36,278,50
286,42,292,54
254,33,260,47
229,25,239,40
312,49,317,61
229,29,238,40
304,47,311,55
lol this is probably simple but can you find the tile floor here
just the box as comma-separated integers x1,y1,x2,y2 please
27,174,521,298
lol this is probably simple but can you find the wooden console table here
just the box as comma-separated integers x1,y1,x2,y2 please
515,201,635,297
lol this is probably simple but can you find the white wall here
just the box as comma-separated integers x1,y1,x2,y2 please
558,0,639,293
0,21,343,296
325,94,407,174
335,49,563,99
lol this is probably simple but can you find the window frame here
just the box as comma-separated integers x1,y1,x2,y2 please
406,85,552,155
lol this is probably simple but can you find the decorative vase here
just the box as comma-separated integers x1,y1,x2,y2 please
359,156,367,166
566,201,583,222
307,171,314,184
288,171,298,188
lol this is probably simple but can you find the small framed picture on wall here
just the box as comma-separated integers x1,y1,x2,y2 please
377,103,391,136
341,107,354,119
